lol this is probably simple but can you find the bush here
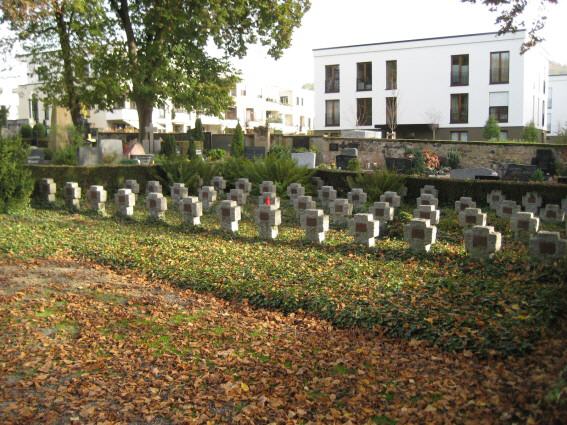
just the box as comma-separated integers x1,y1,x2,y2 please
20,124,33,139
405,148,426,175
0,137,33,213
160,135,178,158
207,149,226,161
193,118,204,142
346,169,406,202
346,158,361,172
522,121,540,143
483,116,500,140
188,140,197,160
268,144,291,160
159,157,220,194
447,150,461,169
51,144,79,165
33,123,48,139
531,168,545,182
231,122,245,158
0,105,8,127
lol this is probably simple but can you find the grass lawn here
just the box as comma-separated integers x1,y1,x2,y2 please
1,198,566,357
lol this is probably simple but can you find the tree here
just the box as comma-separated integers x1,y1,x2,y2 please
0,1,114,127
188,140,197,160
193,118,204,142
462,0,558,52
231,122,245,158
104,0,310,143
483,116,501,140
522,121,539,142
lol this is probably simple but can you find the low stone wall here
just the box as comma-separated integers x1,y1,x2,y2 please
309,137,567,175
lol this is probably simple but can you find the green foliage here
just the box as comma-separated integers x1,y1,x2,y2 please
483,116,501,140
531,168,545,182
405,148,426,175
0,105,8,127
347,169,406,202
159,157,220,194
0,136,33,213
51,145,79,165
522,121,540,143
206,149,226,161
231,122,245,158
188,140,197,160
346,158,361,172
447,150,461,169
20,124,33,139
268,144,291,160
160,135,178,158
192,118,204,142
32,123,48,140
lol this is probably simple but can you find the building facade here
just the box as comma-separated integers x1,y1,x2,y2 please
548,74,567,137
313,31,549,141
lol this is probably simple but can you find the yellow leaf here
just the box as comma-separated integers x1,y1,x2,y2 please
240,382,249,392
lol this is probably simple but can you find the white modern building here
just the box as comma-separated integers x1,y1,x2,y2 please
548,74,567,137
313,31,549,141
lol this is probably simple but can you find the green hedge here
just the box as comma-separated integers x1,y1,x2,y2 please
315,169,567,206
28,165,160,198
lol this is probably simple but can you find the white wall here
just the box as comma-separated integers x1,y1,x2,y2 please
313,31,548,132
548,74,567,135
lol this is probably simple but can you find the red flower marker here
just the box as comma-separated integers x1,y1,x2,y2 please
264,196,271,206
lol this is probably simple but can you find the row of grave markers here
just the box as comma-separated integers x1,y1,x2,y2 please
37,178,567,260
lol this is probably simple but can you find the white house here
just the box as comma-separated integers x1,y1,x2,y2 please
313,31,549,141
548,74,567,137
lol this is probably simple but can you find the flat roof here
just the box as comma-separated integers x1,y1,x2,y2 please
313,30,525,52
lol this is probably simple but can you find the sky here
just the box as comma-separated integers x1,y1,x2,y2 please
232,0,567,88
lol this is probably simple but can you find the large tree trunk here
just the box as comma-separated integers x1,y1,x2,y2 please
54,4,81,128
136,99,154,149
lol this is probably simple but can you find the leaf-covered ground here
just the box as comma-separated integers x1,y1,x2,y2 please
1,200,566,357
1,259,566,424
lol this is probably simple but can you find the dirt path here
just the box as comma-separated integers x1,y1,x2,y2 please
0,259,565,424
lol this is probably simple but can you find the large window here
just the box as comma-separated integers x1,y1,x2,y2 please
450,93,468,124
325,99,340,126
490,51,509,84
451,54,469,86
386,60,397,90
356,98,372,126
357,62,372,91
325,65,340,93
225,107,237,120
451,131,468,141
489,92,508,123
489,106,508,123
386,97,397,128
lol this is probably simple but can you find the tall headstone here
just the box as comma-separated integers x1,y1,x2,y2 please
146,192,167,220
218,200,241,233
349,213,380,248
199,186,217,212
329,198,353,226
413,204,440,225
540,204,565,223
454,196,476,212
87,185,107,214
379,191,401,208
510,211,539,241
180,196,203,226
496,200,520,219
64,182,81,211
287,183,305,201
255,204,282,240
403,218,437,253
464,225,502,259
293,195,317,219
522,192,542,214
38,178,56,205
146,180,162,195
300,209,329,244
115,188,135,217
347,188,368,211
458,208,487,228
318,186,337,210
529,231,567,260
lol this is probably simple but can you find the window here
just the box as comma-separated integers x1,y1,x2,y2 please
451,54,469,86
280,96,289,105
241,89,247,96
285,114,293,126
246,108,255,122
325,65,340,93
386,60,397,90
499,130,508,141
225,107,237,120
325,99,340,126
542,100,545,127
450,93,468,124
296,97,300,105
490,51,509,84
230,87,237,96
451,131,468,141
386,97,397,128
30,96,39,122
356,98,372,126
44,103,49,121
357,62,372,91
548,87,553,109
489,106,508,123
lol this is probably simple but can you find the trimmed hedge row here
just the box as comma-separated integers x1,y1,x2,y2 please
315,169,567,206
28,165,567,206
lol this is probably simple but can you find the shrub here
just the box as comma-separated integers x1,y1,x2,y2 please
32,123,48,139
405,148,426,175
0,137,33,213
160,135,178,158
20,124,33,139
346,158,361,172
0,105,8,127
188,140,197,160
207,149,226,161
50,144,79,165
193,118,204,142
268,144,291,160
447,150,461,169
231,122,245,158
522,121,539,143
483,116,500,140
159,157,220,194
346,169,406,202
531,168,545,182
